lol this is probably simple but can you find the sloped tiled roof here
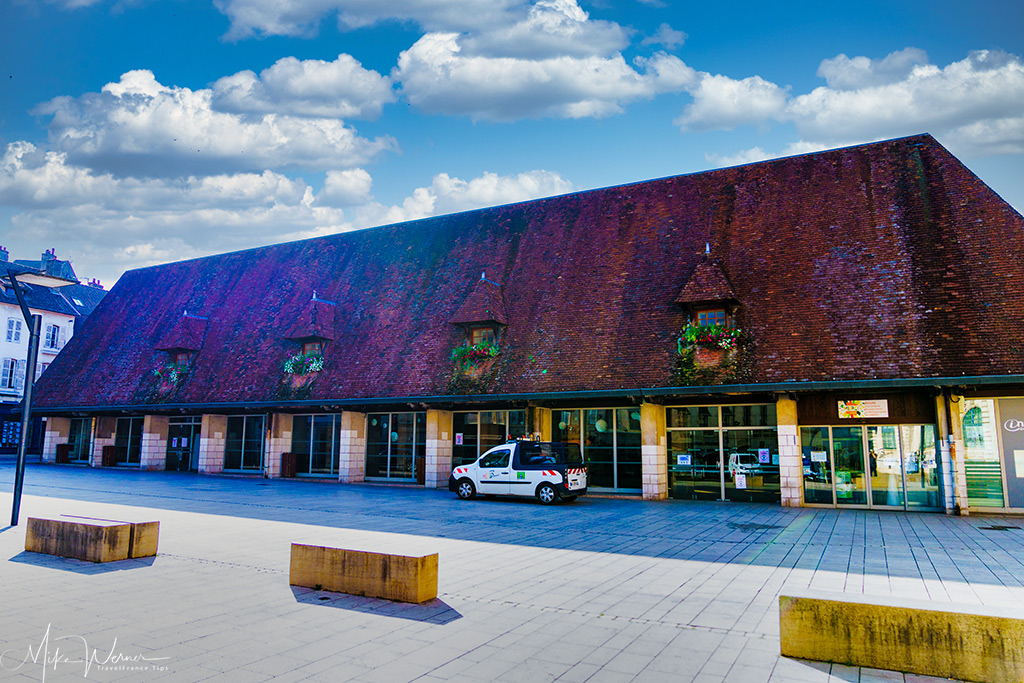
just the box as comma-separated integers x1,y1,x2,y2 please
675,253,737,305
31,135,1024,409
155,313,209,351
449,275,508,325
283,296,337,341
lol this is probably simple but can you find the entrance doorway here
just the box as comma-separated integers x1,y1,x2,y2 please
166,417,200,472
800,425,942,509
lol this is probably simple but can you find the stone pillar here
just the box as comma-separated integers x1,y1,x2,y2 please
943,395,969,515
531,407,552,441
199,414,227,474
337,411,366,483
777,397,803,507
93,416,117,467
640,402,667,501
42,416,70,464
425,409,454,488
266,413,293,479
139,415,169,470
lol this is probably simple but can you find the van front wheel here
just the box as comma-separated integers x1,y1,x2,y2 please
456,479,476,500
537,483,559,505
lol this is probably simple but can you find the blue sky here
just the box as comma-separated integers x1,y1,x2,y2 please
2,0,1023,288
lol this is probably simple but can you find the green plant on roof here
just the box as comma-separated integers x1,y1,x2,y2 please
153,363,187,384
284,351,324,375
451,340,499,368
677,323,741,352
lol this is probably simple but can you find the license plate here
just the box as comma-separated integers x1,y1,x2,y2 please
567,476,583,491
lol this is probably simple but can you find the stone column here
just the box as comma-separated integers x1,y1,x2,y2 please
92,416,117,467
640,402,667,501
265,413,293,478
777,397,803,507
42,416,70,464
199,414,227,474
425,409,454,488
531,407,552,441
140,415,169,470
943,394,969,515
337,411,366,483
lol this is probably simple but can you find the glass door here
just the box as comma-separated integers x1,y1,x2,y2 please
668,429,721,500
832,427,867,506
867,426,905,508
166,419,199,472
800,427,834,505
901,425,942,509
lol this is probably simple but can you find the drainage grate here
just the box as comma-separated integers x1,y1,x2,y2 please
978,525,1021,531
318,596,331,601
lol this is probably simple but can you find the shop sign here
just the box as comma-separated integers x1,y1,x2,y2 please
998,398,1024,508
838,399,889,419
735,473,747,489
455,434,463,445
757,449,770,464
810,451,828,463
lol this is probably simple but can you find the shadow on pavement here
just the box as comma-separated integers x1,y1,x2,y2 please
290,586,462,624
9,550,157,574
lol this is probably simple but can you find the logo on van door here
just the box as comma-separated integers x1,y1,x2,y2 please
1004,419,1024,432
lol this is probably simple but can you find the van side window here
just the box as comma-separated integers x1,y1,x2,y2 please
479,449,510,468
517,443,559,468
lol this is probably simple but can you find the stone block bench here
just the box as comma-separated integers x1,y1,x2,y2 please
25,516,159,563
779,591,1024,683
289,543,438,604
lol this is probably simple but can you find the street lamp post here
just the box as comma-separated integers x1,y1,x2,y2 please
7,268,42,526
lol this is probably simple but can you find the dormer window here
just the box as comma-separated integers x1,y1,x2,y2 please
172,351,191,368
302,340,323,356
469,325,497,346
696,308,727,327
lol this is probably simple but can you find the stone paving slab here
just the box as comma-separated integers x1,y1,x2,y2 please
2,463,1021,681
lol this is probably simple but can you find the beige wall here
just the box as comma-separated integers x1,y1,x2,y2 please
199,414,227,474
641,403,667,500
42,416,70,464
337,411,366,483
425,409,453,488
777,397,802,507
92,416,117,467
140,415,169,471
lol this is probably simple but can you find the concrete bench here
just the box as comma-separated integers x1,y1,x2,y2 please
779,591,1024,683
60,515,159,559
289,543,438,604
25,515,159,563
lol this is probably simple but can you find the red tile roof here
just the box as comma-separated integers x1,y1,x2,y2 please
282,296,337,341
675,253,737,305
32,135,1024,410
449,275,509,326
155,313,208,351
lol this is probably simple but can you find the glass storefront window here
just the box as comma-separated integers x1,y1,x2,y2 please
114,417,143,465
901,425,941,509
366,412,425,480
800,427,833,505
453,410,527,466
552,408,641,491
868,426,905,507
667,405,779,502
615,409,642,490
963,399,1004,508
832,426,867,505
291,415,339,476
68,417,92,462
723,429,780,503
225,415,265,471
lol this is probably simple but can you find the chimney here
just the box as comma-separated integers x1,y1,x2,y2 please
0,245,7,262
41,248,55,262
88,278,104,289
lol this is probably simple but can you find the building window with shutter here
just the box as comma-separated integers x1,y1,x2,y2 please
6,318,21,343
44,324,64,350
1,358,24,390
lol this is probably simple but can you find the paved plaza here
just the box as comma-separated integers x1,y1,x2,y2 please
2,461,1022,682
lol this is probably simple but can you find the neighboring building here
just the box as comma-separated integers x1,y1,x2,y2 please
29,135,1024,514
0,248,106,452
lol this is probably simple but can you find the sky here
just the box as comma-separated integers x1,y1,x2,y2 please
2,0,1023,289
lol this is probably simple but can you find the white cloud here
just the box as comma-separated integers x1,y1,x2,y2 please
35,70,397,178
817,47,929,90
460,0,630,59
211,54,395,119
788,49,1024,151
317,168,374,207
395,33,693,120
215,0,521,39
355,170,573,225
704,147,770,168
675,74,789,131
641,23,686,50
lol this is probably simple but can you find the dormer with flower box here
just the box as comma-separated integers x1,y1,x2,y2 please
281,292,336,378
674,247,742,379
449,272,508,379
154,311,208,386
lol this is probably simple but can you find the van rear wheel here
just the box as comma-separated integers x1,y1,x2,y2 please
537,483,558,505
456,479,476,500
